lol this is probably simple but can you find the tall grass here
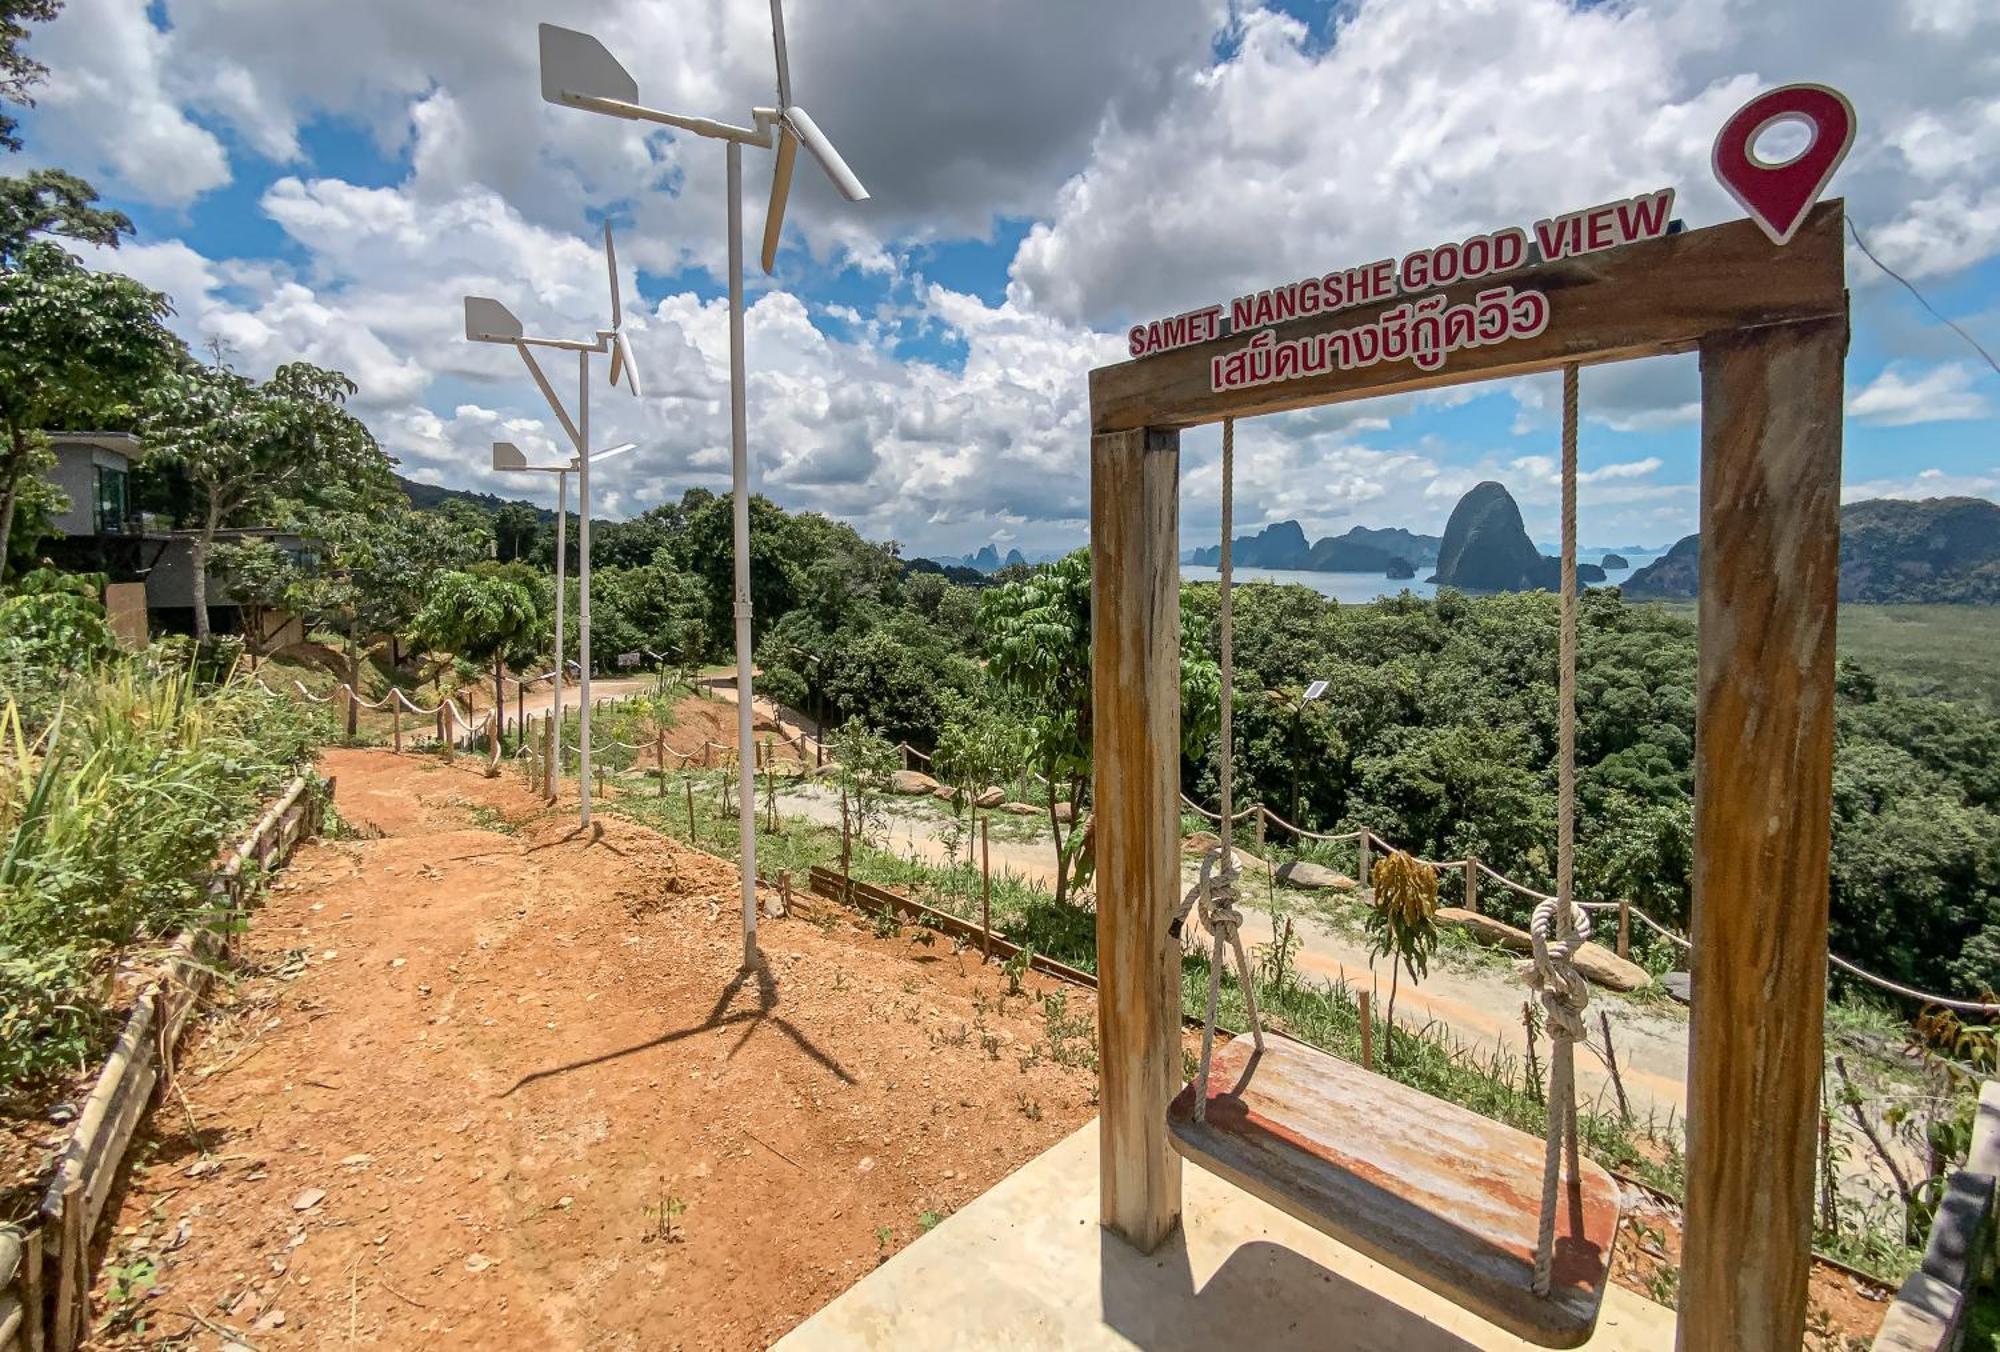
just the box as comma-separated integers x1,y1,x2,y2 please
0,659,323,1094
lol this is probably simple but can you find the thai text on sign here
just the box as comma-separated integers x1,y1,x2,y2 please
1122,189,1676,392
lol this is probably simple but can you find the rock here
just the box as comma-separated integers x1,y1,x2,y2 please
975,787,1006,809
1385,557,1416,580
1426,482,1605,591
1275,859,1355,891
291,1188,326,1212
1437,907,1532,953
931,785,957,801
999,801,1039,816
1434,908,1650,992
1051,802,1075,824
812,762,841,778
1574,943,1651,993
1662,971,1691,1004
890,769,941,795
1182,831,1220,855
1601,552,1630,570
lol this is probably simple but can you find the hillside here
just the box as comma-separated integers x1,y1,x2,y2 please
396,472,553,522
1625,497,2000,603
1428,482,1606,591
1187,522,1442,574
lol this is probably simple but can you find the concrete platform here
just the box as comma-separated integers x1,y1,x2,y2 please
775,1120,1676,1352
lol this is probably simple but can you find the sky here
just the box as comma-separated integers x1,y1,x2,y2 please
19,0,2000,556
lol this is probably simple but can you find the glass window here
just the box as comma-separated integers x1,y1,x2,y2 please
93,465,129,535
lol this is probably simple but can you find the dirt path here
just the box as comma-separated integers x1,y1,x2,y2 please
91,751,1098,1350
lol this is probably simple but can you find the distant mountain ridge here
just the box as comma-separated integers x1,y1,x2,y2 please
397,472,552,522
1187,522,1442,575
1626,497,2000,604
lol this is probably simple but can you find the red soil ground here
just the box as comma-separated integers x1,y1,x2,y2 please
84,749,1097,1349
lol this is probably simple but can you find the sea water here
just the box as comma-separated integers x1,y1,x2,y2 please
1178,554,1661,605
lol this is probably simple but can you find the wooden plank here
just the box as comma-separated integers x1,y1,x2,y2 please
20,1227,40,1352
1089,203,1846,434
1170,1034,1618,1348
1089,426,1184,1253
1680,313,1845,1352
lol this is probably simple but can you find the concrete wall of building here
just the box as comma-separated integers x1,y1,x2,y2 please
47,439,135,537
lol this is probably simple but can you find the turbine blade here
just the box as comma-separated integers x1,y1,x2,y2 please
617,330,643,399
768,0,793,111
608,335,625,390
539,24,638,107
761,125,798,274
604,221,622,329
785,107,868,202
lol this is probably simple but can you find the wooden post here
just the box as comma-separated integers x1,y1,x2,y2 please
685,778,696,840
980,815,992,963
1090,425,1183,1254
1618,900,1631,960
391,698,401,755
543,716,556,798
442,706,454,763
900,743,910,771
1358,990,1374,1072
1679,314,1844,1352
657,731,667,796
516,682,524,738
1464,857,1478,914
1356,827,1371,893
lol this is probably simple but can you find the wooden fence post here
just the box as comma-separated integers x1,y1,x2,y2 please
1358,991,1374,1072
1090,425,1183,1254
1680,313,1844,1352
1356,828,1371,892
391,698,401,755
685,779,696,840
657,731,667,796
1618,900,1631,960
1464,858,1478,914
981,815,993,963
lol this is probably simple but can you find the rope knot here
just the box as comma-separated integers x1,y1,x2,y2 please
1171,845,1245,948
1519,896,1592,1044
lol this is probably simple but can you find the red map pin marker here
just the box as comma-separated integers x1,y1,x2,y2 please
1713,83,1856,246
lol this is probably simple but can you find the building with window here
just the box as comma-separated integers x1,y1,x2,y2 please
41,431,311,645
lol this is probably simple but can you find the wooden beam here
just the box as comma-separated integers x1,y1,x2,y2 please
1679,313,1845,1351
1091,426,1184,1253
1089,202,1846,433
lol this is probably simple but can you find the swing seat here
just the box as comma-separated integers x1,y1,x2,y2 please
1167,1032,1621,1348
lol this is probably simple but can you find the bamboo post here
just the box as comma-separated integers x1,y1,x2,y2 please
981,815,993,962
1600,1009,1634,1125
1464,857,1478,914
1618,899,1631,960
1358,991,1374,1071
1681,313,1845,1352
1090,425,1183,1253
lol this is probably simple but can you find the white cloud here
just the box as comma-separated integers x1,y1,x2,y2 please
1841,467,2000,502
28,0,230,206
1847,362,1993,425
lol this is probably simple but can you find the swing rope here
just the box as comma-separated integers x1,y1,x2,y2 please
1169,415,1264,1121
1522,363,1591,1296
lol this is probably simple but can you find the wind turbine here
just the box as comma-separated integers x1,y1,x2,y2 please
465,224,643,828
540,3,869,969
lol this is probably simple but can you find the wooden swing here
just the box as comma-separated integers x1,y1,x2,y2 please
1165,376,1618,1348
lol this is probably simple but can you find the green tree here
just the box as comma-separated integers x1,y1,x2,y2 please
0,244,179,574
409,568,544,732
493,501,540,563
0,0,60,152
0,168,132,266
140,360,388,639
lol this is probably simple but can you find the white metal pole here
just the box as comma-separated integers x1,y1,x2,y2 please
552,468,567,796
728,139,759,967
578,350,594,827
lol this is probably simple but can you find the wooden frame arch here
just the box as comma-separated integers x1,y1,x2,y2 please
1087,201,1847,1352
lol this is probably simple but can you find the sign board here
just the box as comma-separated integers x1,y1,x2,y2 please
1126,189,1677,392
617,650,642,668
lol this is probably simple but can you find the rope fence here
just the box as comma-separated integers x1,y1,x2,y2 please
1179,788,1998,1015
